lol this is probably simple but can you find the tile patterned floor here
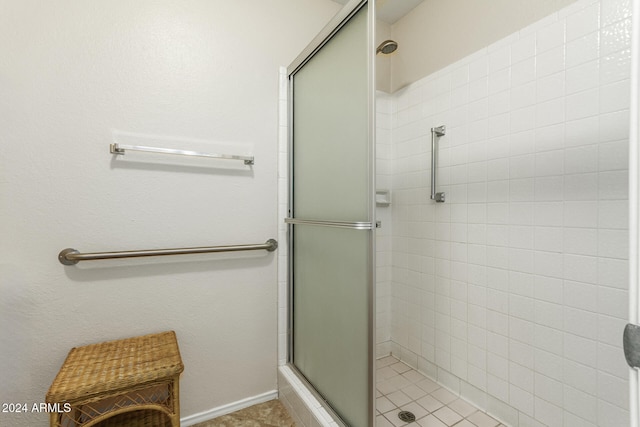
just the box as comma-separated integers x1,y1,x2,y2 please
192,399,295,427
377,356,506,427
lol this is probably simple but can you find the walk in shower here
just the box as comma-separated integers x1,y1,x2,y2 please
279,0,639,426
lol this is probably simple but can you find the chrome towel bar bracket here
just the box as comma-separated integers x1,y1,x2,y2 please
58,239,278,265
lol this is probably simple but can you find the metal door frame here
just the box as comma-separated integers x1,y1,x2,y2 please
629,0,640,425
285,0,376,425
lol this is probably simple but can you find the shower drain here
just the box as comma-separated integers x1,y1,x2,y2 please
398,411,416,423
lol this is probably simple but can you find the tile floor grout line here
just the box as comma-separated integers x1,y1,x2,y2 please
376,355,506,427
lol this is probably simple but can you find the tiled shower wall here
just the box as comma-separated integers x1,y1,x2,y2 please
377,90,394,356
383,0,632,425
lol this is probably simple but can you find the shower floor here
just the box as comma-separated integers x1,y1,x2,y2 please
376,356,505,427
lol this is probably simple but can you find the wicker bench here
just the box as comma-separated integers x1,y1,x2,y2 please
46,331,184,427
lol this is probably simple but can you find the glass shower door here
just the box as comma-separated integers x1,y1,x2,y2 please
286,2,374,426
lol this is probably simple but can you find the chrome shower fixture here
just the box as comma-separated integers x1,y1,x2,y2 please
376,39,398,55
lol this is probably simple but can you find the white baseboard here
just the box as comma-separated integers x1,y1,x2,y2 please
180,390,279,426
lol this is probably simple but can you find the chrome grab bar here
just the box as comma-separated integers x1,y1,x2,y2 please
110,143,255,165
430,125,446,203
284,218,373,230
58,239,278,265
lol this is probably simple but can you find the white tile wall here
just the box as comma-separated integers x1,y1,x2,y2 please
279,367,340,427
384,0,632,425
377,91,394,357
278,66,289,367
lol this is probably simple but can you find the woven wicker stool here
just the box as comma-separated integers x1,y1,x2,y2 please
46,331,184,427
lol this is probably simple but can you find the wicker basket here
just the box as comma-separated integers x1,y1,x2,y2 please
46,331,183,427
93,409,172,427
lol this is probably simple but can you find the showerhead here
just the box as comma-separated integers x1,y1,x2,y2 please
376,39,398,55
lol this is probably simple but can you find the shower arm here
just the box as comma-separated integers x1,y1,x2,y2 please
430,126,446,203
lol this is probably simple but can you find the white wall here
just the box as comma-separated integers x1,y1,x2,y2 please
389,0,580,92
376,20,392,93
0,1,340,426
385,0,632,425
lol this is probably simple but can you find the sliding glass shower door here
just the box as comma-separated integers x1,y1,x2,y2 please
286,1,374,426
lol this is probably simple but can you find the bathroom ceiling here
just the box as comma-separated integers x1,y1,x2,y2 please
331,0,425,24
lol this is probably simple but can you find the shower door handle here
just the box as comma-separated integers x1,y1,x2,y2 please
284,218,374,230
430,125,446,203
